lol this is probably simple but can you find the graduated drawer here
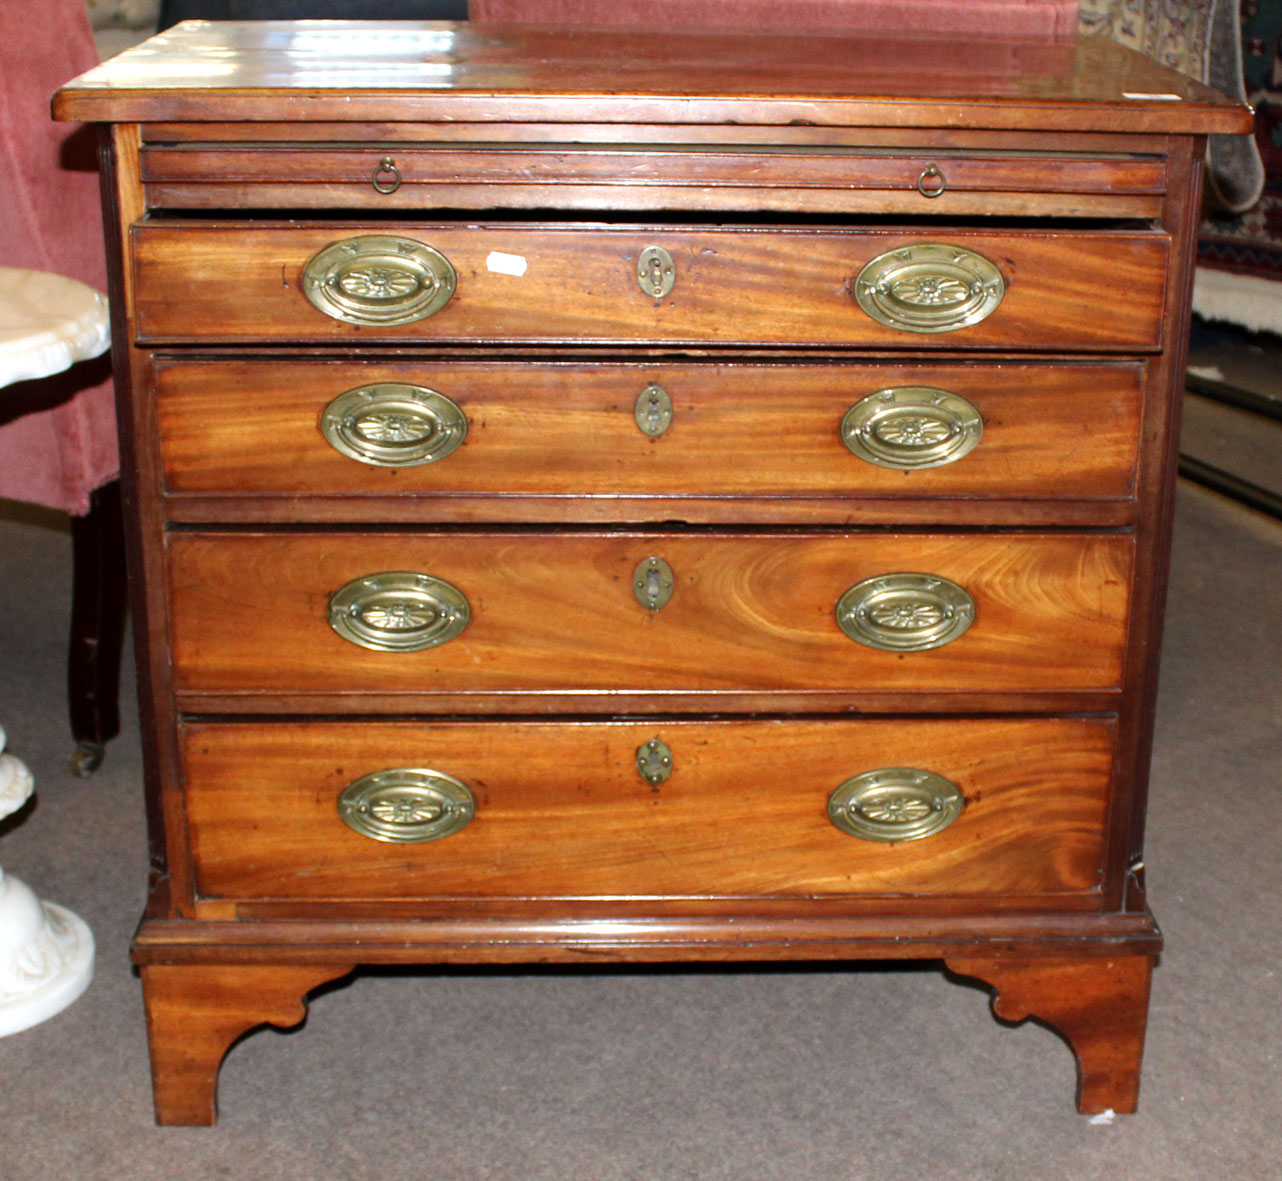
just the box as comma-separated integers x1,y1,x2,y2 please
154,359,1143,511
140,142,1166,217
167,531,1133,701
131,223,1169,349
181,717,1114,903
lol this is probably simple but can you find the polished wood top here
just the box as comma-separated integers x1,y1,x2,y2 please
54,19,1252,133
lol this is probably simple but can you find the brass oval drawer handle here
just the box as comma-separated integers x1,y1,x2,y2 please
841,386,983,470
338,768,474,844
328,571,470,652
321,383,467,468
836,572,975,652
851,243,1005,333
303,235,457,326
828,768,963,842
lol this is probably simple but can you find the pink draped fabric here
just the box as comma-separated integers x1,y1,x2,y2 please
0,0,118,515
471,0,1079,37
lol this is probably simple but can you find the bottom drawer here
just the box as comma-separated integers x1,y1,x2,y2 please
182,718,1113,904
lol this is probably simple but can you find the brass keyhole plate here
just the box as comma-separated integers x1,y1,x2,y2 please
637,246,676,298
635,384,674,437
636,738,674,785
634,556,675,611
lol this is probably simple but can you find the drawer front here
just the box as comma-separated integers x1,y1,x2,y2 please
155,359,1143,503
168,531,1132,697
140,143,1166,216
182,717,1114,902
132,224,1169,349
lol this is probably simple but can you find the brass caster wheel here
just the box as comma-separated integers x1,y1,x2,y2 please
69,742,105,777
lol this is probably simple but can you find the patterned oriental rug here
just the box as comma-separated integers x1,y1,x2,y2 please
1196,2,1282,332
1082,0,1282,334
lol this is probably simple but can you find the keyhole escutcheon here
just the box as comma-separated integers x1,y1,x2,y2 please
634,383,673,436
633,555,675,611
636,738,674,785
637,246,676,298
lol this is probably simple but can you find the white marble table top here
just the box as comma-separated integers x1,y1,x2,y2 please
0,267,110,390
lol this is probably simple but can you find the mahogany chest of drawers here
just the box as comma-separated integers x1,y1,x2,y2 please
55,20,1251,1124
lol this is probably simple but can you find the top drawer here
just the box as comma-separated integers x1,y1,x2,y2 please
130,223,1170,350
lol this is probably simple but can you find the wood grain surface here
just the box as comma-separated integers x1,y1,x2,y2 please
180,717,1114,902
139,142,1166,217
53,22,1253,134
153,359,1143,505
131,224,1170,349
166,531,1133,698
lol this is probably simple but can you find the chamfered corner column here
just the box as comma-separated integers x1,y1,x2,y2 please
943,953,1155,1114
139,961,355,1126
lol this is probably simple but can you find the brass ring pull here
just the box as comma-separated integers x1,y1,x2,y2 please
916,164,946,198
371,156,402,194
328,571,470,652
828,768,963,842
338,768,475,843
835,572,975,652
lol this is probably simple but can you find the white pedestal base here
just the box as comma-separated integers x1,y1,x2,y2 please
0,729,95,1036
0,885,94,1036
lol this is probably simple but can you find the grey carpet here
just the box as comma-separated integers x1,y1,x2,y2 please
1,473,1279,1178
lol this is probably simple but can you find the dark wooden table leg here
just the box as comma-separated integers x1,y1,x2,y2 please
944,953,1155,1114
68,479,127,776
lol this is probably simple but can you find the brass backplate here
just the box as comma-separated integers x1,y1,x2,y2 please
303,235,457,326
852,243,1005,333
836,572,975,652
841,386,983,470
338,768,475,843
328,570,470,652
321,383,468,467
828,768,964,842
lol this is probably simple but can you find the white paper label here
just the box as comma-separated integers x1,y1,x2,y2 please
486,251,528,276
